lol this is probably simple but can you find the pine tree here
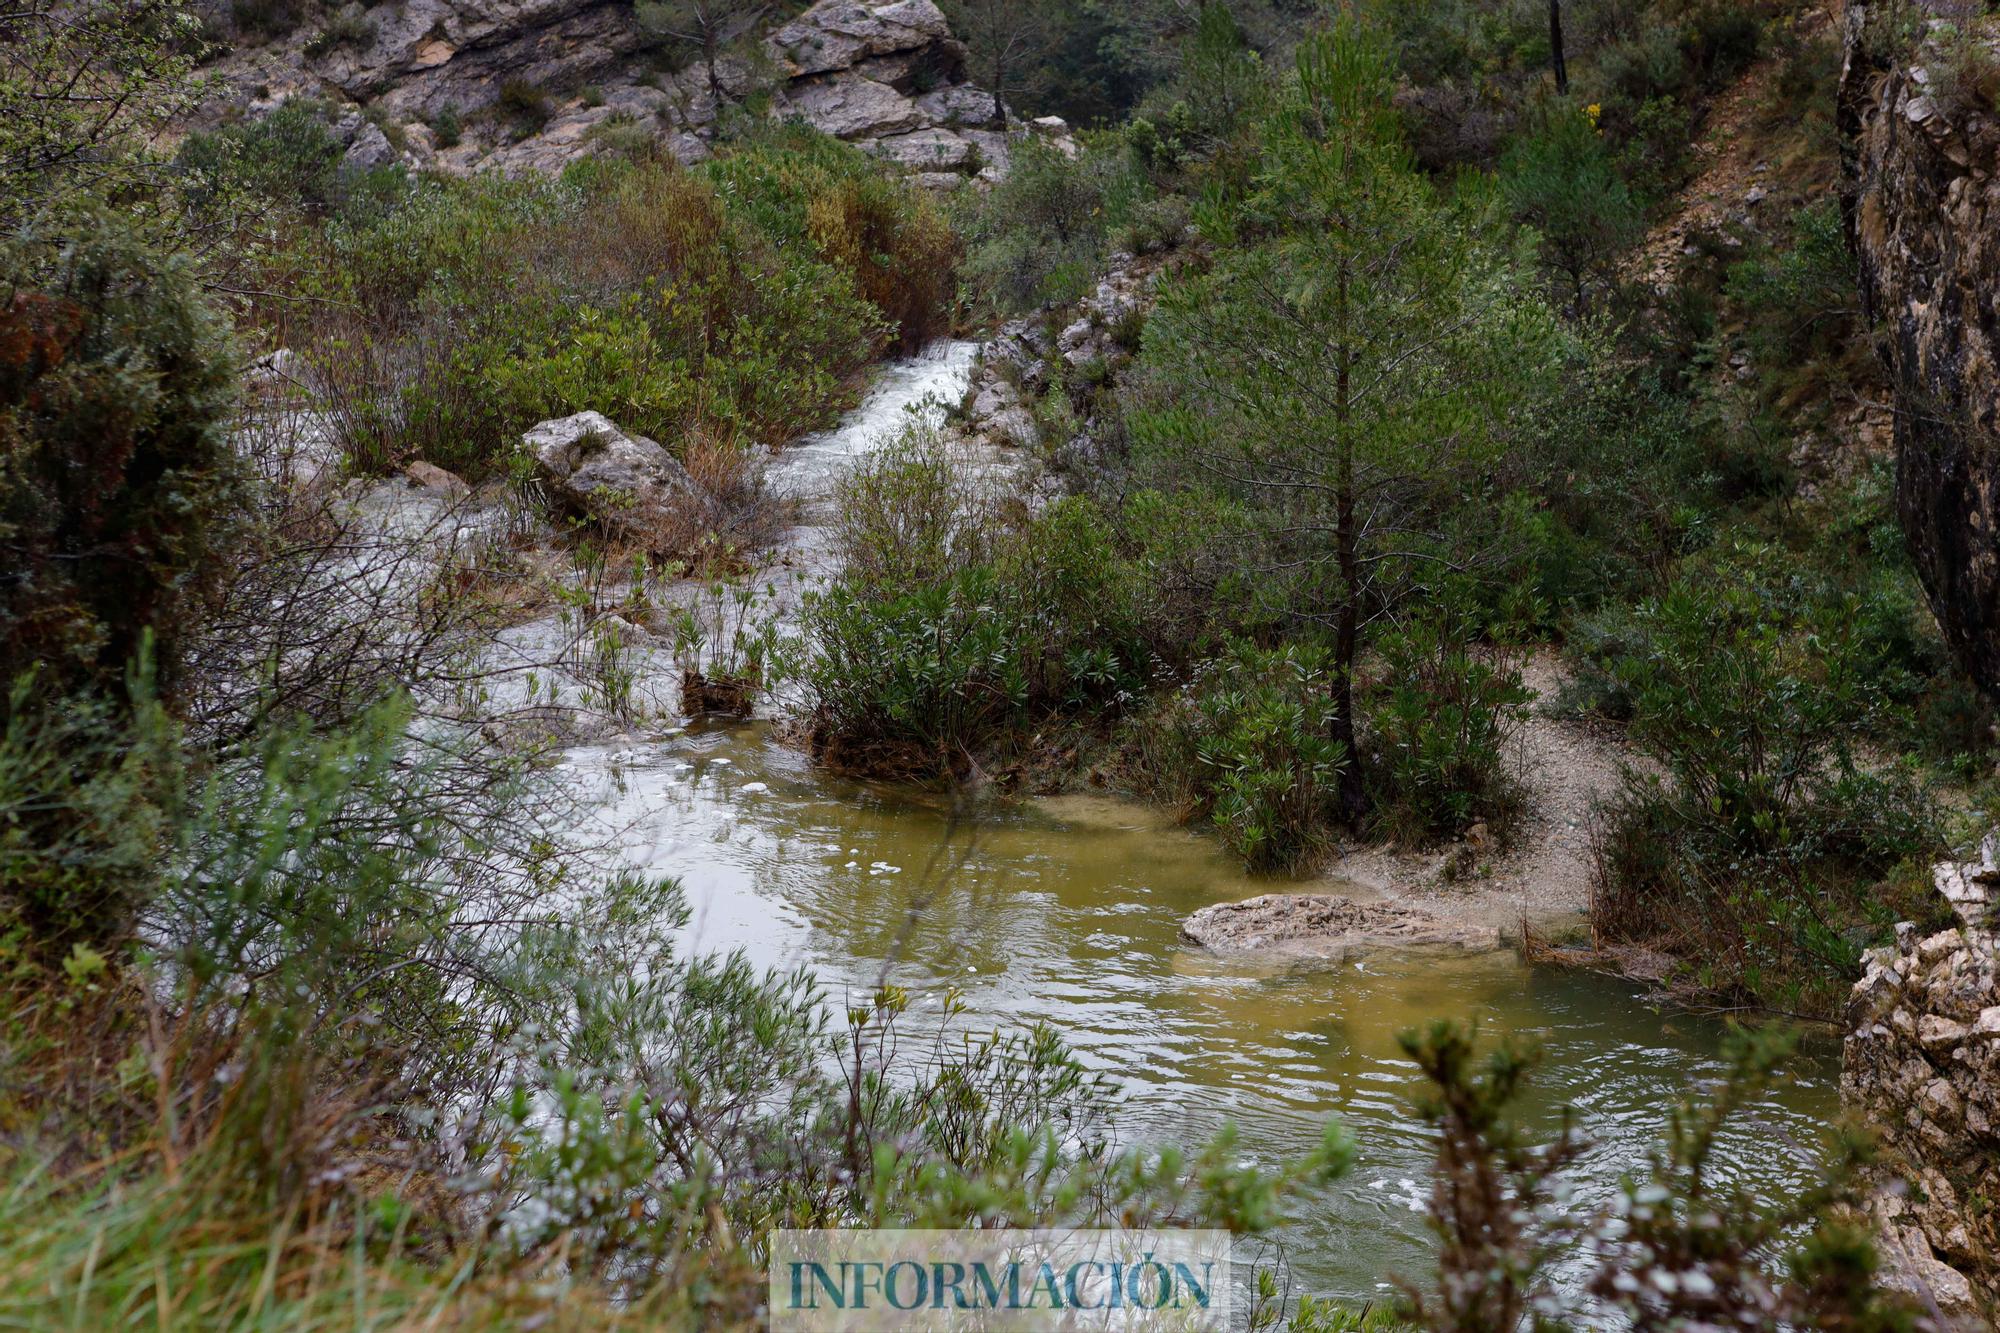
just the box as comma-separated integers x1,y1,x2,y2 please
1134,21,1557,821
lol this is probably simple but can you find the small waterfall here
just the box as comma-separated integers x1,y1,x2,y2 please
768,338,979,523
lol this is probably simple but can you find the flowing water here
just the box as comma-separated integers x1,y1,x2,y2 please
559,344,1841,1306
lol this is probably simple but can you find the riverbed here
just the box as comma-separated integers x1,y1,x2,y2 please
544,343,1843,1306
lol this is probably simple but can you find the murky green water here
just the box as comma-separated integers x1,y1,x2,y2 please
568,722,1841,1306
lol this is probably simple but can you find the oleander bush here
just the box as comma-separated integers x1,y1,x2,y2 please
803,436,1151,777
1183,640,1350,873
1365,612,1532,847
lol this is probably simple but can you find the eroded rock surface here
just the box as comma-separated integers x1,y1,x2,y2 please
527,411,708,543
201,0,1060,184
1843,833,2000,1326
1841,7,2000,698
957,252,1171,465
1179,893,1501,963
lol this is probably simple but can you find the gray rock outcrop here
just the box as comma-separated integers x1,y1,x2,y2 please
1843,833,2000,1326
767,0,955,77
1841,7,2000,701
202,0,1054,185
957,252,1170,466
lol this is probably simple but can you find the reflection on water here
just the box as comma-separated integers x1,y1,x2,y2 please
566,724,1840,1304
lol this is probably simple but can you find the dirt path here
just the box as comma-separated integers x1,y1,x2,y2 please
1626,65,1780,294
1318,651,1635,943
1625,1,1841,293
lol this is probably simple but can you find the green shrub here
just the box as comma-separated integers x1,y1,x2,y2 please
302,8,374,58
1618,568,1901,857
0,675,175,957
993,496,1151,712
1724,198,1858,381
586,114,665,162
1398,1021,1920,1332
1598,23,1692,107
1173,640,1350,873
1365,615,1532,846
496,78,554,136
1932,18,2000,118
1914,675,1996,778
798,567,1030,777
297,145,924,478
1499,105,1643,318
175,100,348,214
1592,563,1944,1013
832,419,995,593
1116,486,1276,661
1116,192,1191,254
485,301,697,447
702,124,958,351
432,102,463,149
1767,25,1841,136
954,136,1114,314
0,224,241,696
801,487,1149,776
1608,93,1694,208
1683,1,1764,88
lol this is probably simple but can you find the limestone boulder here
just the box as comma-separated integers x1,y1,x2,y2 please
526,412,709,542
784,74,923,140
404,461,470,499
864,126,975,171
1179,894,1499,963
915,83,998,127
766,0,957,78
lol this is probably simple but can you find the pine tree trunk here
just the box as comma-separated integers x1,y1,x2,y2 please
1549,0,1569,95
1332,255,1370,825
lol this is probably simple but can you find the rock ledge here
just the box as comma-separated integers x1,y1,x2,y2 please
1179,894,1500,963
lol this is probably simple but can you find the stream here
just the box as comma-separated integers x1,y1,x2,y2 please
557,342,1842,1307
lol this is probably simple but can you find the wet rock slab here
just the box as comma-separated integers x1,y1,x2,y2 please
1179,893,1500,963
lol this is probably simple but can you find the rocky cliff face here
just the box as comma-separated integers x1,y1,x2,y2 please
206,0,1046,183
1844,836,2000,1327
1840,3,2000,699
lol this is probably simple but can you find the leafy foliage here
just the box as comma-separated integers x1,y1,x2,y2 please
1366,614,1532,846
0,0,210,233
297,136,949,479
1396,1022,1919,1332
1184,640,1350,872
1499,103,1643,318
801,490,1151,779
174,98,349,215
955,135,1124,314
0,674,174,956
1593,560,1945,1013
1134,20,1559,820
0,224,241,696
